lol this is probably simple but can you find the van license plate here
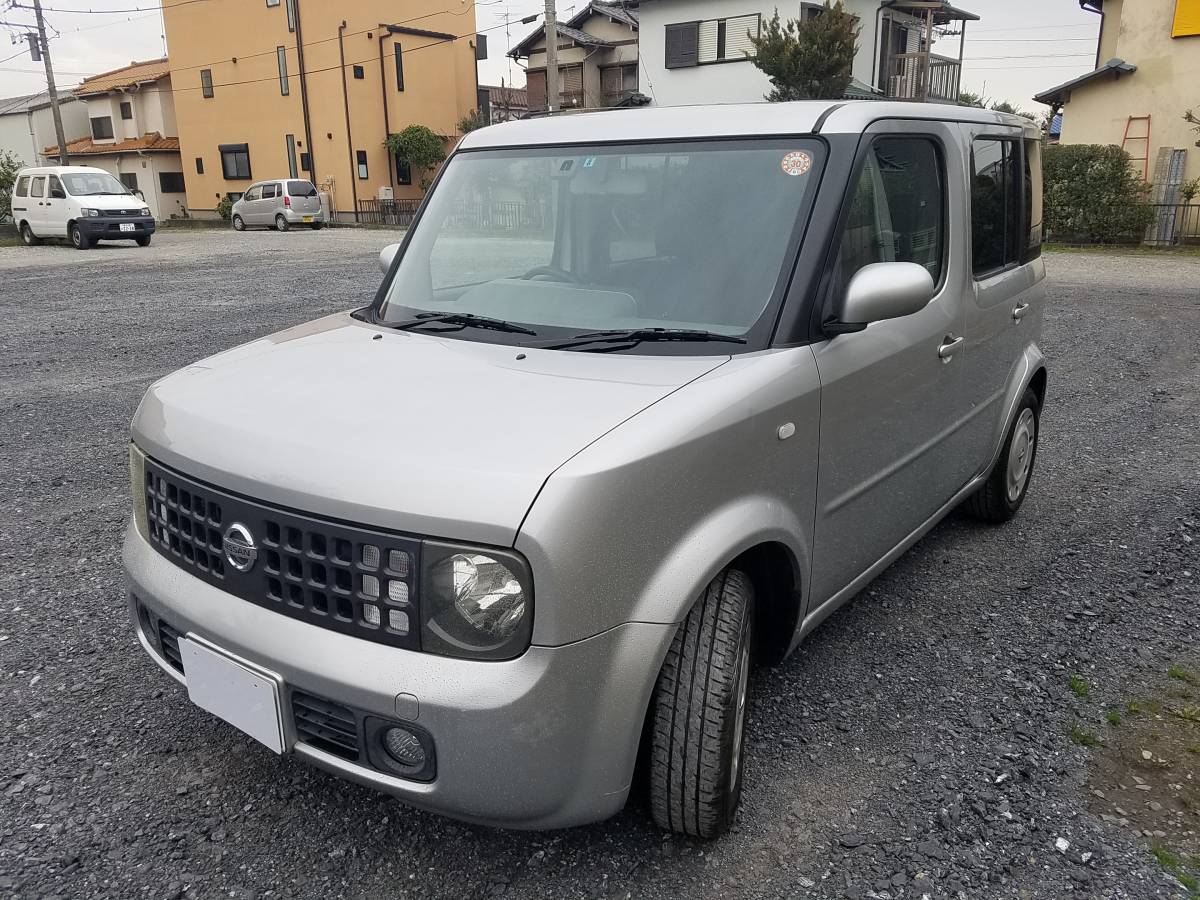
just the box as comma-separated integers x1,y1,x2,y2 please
302,216,313,223
179,637,284,753
120,223,135,232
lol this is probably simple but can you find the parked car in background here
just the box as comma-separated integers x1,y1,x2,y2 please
11,165,154,249
125,101,1047,839
231,179,323,232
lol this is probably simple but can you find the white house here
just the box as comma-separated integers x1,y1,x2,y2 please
44,58,188,220
0,92,88,167
636,0,978,107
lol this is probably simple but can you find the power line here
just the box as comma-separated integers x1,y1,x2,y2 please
963,52,1095,60
965,37,1099,42
8,0,213,13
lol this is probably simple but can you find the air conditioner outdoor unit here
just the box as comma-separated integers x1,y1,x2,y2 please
377,186,394,201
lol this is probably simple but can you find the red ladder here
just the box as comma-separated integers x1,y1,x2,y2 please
1120,115,1151,181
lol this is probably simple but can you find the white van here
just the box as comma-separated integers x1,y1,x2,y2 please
11,165,155,250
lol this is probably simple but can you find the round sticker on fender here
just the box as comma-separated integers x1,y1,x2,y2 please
780,151,812,177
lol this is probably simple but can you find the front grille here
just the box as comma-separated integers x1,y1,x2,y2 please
144,457,421,650
157,619,184,672
292,690,361,760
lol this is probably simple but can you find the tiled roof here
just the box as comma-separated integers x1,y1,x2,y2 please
75,57,170,96
510,0,636,57
0,92,78,116
44,132,180,158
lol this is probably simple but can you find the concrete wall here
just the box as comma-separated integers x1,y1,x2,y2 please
162,0,479,216
1058,0,1200,185
0,98,88,165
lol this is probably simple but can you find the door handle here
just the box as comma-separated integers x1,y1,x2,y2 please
938,335,964,361
1012,302,1030,321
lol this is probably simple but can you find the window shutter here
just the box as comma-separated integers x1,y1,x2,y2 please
724,14,760,59
526,70,547,109
562,65,583,94
697,20,718,62
665,22,699,68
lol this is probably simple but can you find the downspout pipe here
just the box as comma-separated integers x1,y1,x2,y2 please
378,28,394,186
339,20,360,221
294,0,317,187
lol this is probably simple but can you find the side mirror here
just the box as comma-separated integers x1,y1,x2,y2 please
829,262,936,334
50,188,65,199
378,242,400,274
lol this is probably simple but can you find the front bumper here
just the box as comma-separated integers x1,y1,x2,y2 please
123,521,672,829
79,216,155,238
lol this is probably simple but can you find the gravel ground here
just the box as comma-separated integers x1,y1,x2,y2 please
1,231,1197,900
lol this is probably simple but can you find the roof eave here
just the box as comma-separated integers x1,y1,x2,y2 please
1033,58,1136,106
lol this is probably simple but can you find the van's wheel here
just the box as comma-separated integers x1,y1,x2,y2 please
275,214,289,232
965,386,1041,523
648,568,754,839
20,223,41,246
70,223,91,250
231,215,245,232
136,235,152,247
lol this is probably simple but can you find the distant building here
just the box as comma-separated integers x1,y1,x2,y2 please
161,0,483,218
636,0,979,107
1035,0,1200,188
509,1,643,112
0,92,88,167
477,84,528,123
43,58,187,220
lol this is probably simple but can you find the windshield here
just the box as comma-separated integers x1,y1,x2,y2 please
61,172,132,197
378,139,823,351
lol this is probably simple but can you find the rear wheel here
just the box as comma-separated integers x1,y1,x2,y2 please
70,223,91,250
231,215,245,232
965,386,1040,522
648,568,755,839
136,235,152,247
20,222,41,246
275,214,289,232
310,222,323,231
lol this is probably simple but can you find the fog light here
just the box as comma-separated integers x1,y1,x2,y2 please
382,726,426,768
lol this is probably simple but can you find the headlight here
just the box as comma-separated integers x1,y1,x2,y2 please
420,541,532,660
83,208,100,217
140,207,151,216
129,443,149,540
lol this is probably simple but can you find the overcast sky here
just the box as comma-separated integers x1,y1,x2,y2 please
1,0,1101,112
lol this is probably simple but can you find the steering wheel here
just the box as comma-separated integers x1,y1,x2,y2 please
520,265,582,283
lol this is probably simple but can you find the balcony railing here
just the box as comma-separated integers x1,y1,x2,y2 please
884,52,961,103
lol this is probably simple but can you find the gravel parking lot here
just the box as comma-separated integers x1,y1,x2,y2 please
1,230,1197,899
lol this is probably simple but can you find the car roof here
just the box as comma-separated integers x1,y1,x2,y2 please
17,165,111,175
458,100,1040,150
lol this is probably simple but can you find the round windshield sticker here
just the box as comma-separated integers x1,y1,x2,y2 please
781,150,812,177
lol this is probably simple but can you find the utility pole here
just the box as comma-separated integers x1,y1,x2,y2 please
543,0,559,112
31,0,70,165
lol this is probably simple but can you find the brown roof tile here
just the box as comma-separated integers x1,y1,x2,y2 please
44,132,181,157
75,57,170,96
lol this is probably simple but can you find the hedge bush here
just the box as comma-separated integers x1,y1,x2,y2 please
1043,143,1154,243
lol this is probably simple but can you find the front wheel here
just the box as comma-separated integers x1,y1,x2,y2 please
20,222,41,246
231,215,245,232
648,568,755,838
136,235,152,247
965,386,1041,522
70,223,91,250
275,214,289,232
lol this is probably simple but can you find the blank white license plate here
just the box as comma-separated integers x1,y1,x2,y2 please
179,637,284,753
302,216,313,223
120,223,135,232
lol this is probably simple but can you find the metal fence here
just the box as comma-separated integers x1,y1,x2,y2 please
356,198,421,227
1046,202,1200,247
1143,202,1200,247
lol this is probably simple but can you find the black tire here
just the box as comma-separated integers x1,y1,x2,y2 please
275,214,289,232
648,568,754,839
232,215,245,232
136,235,152,247
310,222,323,231
70,223,91,250
965,386,1041,523
20,222,41,246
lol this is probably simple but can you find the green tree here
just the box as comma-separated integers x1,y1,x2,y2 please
1043,143,1154,243
386,124,447,190
990,100,1036,120
216,194,234,220
0,150,22,221
457,109,489,133
957,90,986,107
748,2,860,102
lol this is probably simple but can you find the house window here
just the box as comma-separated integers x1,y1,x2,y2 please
299,151,311,172
353,64,365,79
195,156,204,174
666,15,759,67
836,137,946,290
159,172,186,193
119,101,132,120
286,134,298,179
285,0,296,32
266,0,279,6
394,43,405,91
970,137,1023,276
219,143,252,180
356,150,369,179
201,69,214,98
90,116,114,139
277,47,289,96
119,172,139,192
395,157,412,185
800,2,824,20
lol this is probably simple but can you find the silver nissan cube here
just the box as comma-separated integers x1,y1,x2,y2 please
125,101,1047,838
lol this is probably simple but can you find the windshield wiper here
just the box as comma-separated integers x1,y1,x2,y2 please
544,328,748,351
390,311,537,336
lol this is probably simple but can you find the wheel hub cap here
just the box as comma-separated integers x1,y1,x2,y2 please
1005,408,1036,503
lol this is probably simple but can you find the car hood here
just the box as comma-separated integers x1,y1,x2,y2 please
75,195,146,212
132,314,728,546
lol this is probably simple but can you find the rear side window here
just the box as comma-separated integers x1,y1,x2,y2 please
287,180,316,197
836,136,945,291
1023,138,1043,262
970,137,1024,276
262,183,278,199
15,176,29,197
